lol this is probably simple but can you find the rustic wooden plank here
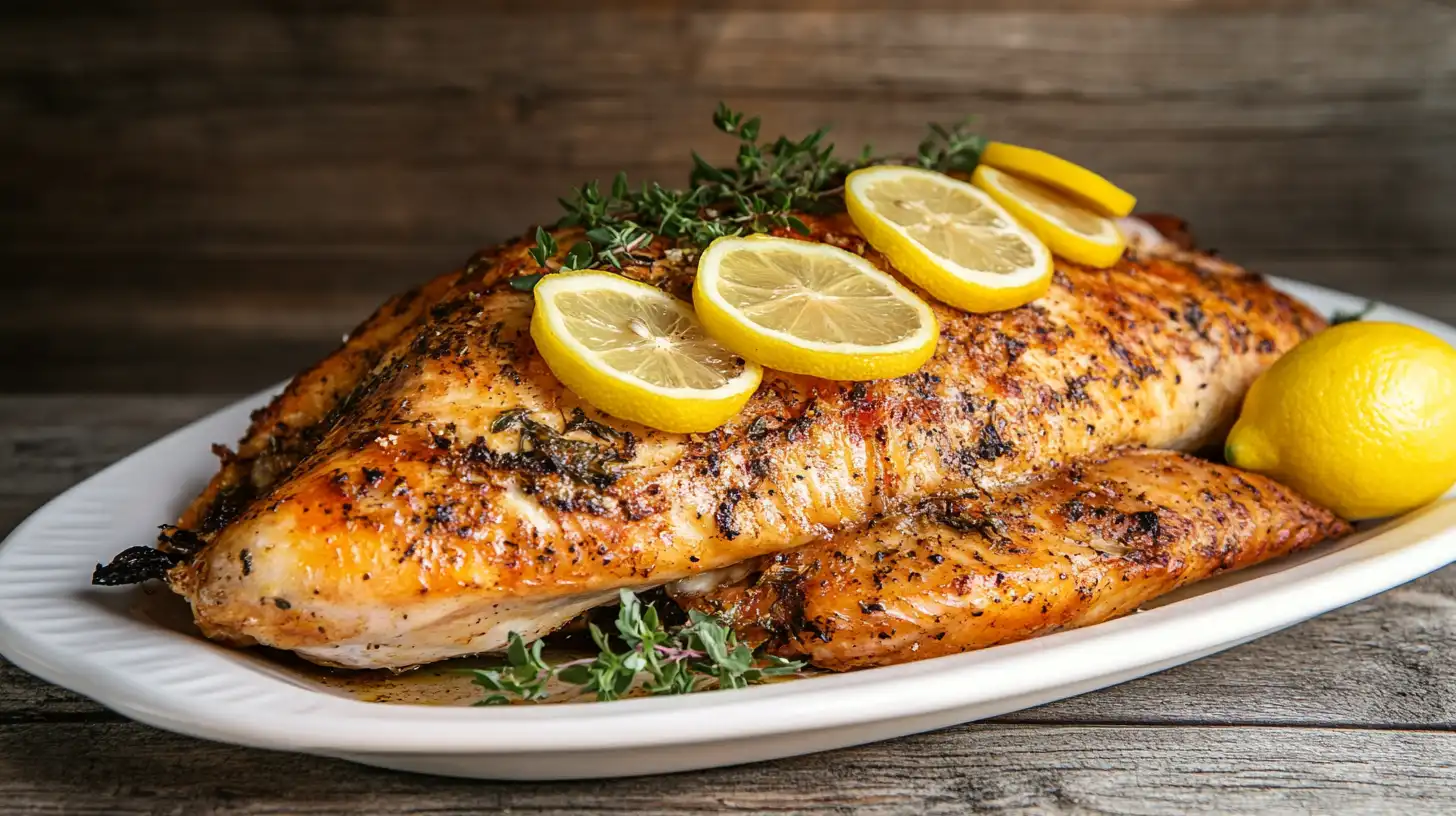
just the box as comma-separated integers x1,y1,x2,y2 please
0,721,1450,814
1,2,1451,255
0,326,337,396
1250,256,1456,319
7,3,1438,106
5,2,1453,392
0,396,232,534
1013,565,1456,729
0,664,108,723
1,395,1453,732
4,86,1449,257
0,395,229,719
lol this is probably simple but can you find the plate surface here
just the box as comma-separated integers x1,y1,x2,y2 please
2,279,1454,780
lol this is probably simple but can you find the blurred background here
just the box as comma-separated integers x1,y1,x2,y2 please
3,1,1452,393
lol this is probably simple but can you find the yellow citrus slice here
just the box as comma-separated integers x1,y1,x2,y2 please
971,164,1126,269
979,142,1136,217
844,165,1054,313
531,270,763,433
692,235,939,381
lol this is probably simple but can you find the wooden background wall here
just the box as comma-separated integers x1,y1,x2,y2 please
3,1,1453,393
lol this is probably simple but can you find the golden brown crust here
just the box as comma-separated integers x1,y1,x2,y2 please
673,449,1351,671
173,272,464,537
165,212,1328,664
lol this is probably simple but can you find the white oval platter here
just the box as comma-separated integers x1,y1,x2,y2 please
1,278,1453,780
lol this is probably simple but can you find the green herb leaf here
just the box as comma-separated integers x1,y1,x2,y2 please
490,408,529,433
463,590,806,704
563,241,595,271
712,101,740,133
526,226,557,268
515,104,986,277
916,116,987,175
508,273,544,292
691,151,735,185
558,664,592,685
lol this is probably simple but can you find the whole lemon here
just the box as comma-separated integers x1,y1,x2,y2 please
1225,321,1456,520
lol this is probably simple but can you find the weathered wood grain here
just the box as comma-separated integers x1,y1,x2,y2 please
4,1,1454,392
0,721,1450,815
0,396,231,534
3,2,1452,253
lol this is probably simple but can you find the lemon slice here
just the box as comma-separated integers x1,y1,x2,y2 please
692,235,939,381
979,142,1136,217
531,270,763,433
971,165,1127,269
844,165,1053,313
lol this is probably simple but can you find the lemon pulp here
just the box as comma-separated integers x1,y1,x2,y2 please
971,165,1126,269
693,235,939,381
845,165,1053,313
531,270,762,433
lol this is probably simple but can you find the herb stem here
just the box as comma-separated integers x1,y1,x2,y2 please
464,589,805,704
514,104,985,278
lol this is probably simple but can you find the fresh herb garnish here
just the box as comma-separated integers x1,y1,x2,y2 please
1330,301,1377,325
915,118,989,175
522,104,986,274
507,273,543,292
464,589,804,704
480,408,634,489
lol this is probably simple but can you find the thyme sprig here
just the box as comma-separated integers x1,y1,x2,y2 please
464,589,803,704
520,104,986,278
915,118,989,175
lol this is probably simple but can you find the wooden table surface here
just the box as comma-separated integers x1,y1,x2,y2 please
4,2,1456,813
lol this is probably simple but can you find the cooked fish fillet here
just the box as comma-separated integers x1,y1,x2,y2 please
145,212,1323,669
672,449,1351,670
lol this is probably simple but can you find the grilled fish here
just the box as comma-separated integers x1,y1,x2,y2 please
672,449,1350,670
122,213,1323,669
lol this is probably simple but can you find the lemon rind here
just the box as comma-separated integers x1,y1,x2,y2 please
970,165,1125,269
979,142,1137,218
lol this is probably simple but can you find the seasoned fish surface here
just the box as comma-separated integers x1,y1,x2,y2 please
163,213,1325,669
673,450,1350,670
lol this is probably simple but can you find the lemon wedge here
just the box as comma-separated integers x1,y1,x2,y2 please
979,142,1136,217
693,235,938,381
971,165,1126,269
844,165,1053,314
531,270,762,433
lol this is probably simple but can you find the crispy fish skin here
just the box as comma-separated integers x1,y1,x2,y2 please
165,212,1327,669
672,450,1351,670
